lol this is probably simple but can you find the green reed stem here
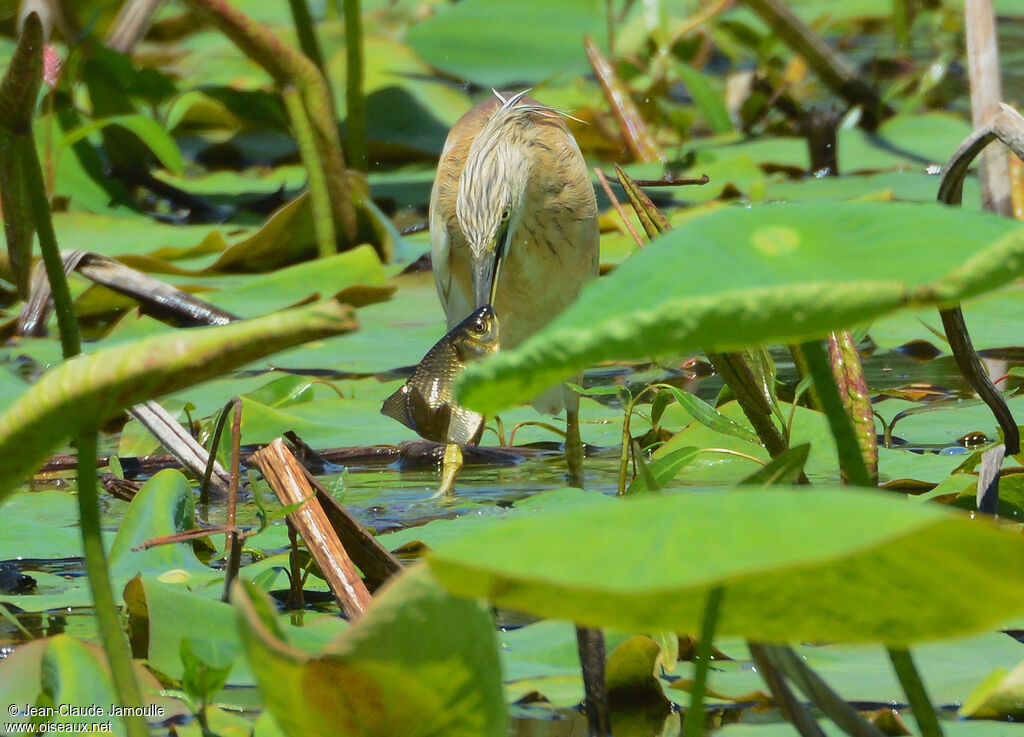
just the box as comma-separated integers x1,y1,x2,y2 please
282,85,337,258
287,0,326,72
799,339,872,487
343,0,367,171
684,586,724,737
77,430,150,737
19,135,79,358
887,647,944,737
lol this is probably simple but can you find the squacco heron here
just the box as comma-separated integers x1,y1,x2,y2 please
430,90,599,486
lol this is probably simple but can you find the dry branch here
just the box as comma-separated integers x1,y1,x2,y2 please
965,0,1012,215
250,438,372,619
584,36,663,163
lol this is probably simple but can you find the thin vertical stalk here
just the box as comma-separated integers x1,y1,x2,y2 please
18,135,79,358
287,0,326,72
892,0,910,49
222,398,244,601
800,339,872,487
77,430,150,737
282,85,337,258
887,647,944,737
343,0,367,171
828,330,878,484
200,401,233,506
684,587,724,737
748,643,826,737
576,626,610,737
617,400,633,496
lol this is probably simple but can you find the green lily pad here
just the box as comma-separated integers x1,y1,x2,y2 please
107,470,209,580
428,487,1024,643
457,201,1024,414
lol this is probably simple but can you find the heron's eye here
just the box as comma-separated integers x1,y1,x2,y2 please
500,207,511,223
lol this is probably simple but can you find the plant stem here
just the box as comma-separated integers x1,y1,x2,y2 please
828,330,878,484
221,397,243,602
748,643,826,737
892,0,910,49
766,644,886,737
77,430,150,737
18,135,79,359
887,647,944,737
799,339,872,487
200,401,233,506
575,626,610,737
282,85,337,258
343,0,367,171
287,0,326,72
684,586,724,737
617,395,633,495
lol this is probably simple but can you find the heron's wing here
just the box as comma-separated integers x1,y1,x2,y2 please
429,166,454,310
430,96,506,327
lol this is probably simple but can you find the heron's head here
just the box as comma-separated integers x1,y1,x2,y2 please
456,93,538,308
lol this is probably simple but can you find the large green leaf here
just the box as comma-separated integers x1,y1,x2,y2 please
0,299,357,501
124,576,349,689
428,487,1024,643
233,565,507,737
107,470,208,580
457,201,1024,413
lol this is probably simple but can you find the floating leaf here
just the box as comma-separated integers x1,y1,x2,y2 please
429,488,1024,643
107,470,208,580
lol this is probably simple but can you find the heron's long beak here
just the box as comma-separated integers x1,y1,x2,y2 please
471,238,506,309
